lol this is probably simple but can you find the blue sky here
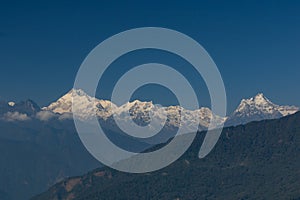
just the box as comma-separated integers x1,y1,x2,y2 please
0,1,299,113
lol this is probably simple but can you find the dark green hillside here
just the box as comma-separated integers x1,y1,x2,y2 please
32,112,300,200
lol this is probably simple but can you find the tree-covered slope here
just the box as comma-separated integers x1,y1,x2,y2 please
32,112,300,200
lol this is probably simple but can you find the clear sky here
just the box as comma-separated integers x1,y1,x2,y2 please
0,1,299,113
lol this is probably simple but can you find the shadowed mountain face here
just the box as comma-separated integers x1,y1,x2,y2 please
0,99,40,116
32,112,300,200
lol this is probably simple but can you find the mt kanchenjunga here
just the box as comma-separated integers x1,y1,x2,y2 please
43,89,226,132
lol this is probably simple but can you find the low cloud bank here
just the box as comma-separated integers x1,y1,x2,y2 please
2,112,31,121
36,111,56,121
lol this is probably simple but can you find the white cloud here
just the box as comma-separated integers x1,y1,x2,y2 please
36,111,56,121
58,113,73,120
2,112,31,121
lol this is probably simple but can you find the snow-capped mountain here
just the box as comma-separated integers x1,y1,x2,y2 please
43,89,299,130
1,89,298,130
43,89,116,120
226,93,299,126
43,89,226,132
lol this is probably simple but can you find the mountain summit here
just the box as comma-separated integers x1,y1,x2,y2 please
226,93,299,126
43,89,116,120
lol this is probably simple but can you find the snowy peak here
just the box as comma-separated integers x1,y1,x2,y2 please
227,93,299,126
253,93,273,105
236,93,276,113
237,93,298,116
43,89,74,114
44,88,99,114
241,93,272,105
43,89,117,120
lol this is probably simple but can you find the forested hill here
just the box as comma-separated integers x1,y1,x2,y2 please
32,112,300,200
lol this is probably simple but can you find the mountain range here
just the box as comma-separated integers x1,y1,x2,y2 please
3,88,296,130
43,89,299,128
1,89,297,131
0,89,299,200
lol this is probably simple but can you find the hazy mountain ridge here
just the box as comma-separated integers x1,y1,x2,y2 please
31,111,300,200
